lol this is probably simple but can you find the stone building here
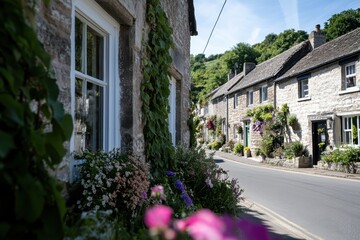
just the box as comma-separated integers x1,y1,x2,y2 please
226,42,309,149
276,27,360,164
34,0,197,182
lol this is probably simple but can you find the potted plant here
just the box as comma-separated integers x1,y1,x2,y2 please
244,146,251,158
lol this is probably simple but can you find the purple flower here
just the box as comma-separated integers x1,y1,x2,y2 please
165,171,176,176
180,193,193,207
175,179,185,192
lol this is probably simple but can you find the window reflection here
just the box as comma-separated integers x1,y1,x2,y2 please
74,78,104,154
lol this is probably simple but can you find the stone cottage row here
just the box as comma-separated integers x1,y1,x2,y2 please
198,25,360,165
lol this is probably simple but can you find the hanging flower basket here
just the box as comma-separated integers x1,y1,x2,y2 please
207,120,214,130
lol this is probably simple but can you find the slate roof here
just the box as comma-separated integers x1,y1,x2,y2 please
277,27,360,81
211,72,244,100
228,41,309,94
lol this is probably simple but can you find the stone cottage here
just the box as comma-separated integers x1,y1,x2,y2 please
226,41,309,149
34,0,197,182
276,27,360,164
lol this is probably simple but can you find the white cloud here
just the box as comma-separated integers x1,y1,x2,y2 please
278,0,300,30
247,27,262,45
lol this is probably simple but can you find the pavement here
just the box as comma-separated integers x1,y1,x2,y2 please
210,150,360,240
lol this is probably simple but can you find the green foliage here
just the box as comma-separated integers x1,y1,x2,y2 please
222,43,259,72
233,143,244,154
247,104,274,122
253,29,308,63
287,114,298,127
142,0,175,175
210,141,222,150
321,146,360,165
323,8,360,41
0,0,73,239
284,141,305,159
352,124,358,143
173,147,243,216
260,136,273,157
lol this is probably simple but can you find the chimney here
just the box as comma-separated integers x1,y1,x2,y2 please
243,62,256,76
309,24,326,50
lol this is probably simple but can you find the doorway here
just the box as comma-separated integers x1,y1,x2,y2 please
312,121,327,165
244,121,250,147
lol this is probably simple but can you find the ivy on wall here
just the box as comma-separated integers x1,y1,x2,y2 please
142,0,175,174
0,0,73,238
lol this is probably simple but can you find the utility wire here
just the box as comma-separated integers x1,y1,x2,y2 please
202,0,228,54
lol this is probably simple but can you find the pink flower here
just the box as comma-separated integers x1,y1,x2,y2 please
237,218,270,240
151,185,166,200
175,209,225,240
144,205,173,230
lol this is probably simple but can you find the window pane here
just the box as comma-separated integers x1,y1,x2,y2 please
346,76,356,88
74,78,85,154
87,26,104,80
86,82,104,151
345,131,351,144
75,17,83,72
353,116,358,145
74,79,104,154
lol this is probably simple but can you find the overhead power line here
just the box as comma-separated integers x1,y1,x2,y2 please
202,0,228,54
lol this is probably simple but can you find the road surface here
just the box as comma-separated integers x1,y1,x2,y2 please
215,156,360,240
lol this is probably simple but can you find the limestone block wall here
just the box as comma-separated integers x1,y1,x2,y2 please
228,81,275,149
276,60,360,156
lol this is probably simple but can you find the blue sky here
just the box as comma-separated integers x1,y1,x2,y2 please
191,0,360,56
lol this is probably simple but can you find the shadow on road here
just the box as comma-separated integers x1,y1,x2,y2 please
214,158,225,163
239,207,305,240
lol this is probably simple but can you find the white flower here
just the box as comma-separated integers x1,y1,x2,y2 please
205,177,213,188
87,196,93,201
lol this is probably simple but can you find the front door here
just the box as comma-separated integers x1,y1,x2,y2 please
244,121,250,147
312,121,327,165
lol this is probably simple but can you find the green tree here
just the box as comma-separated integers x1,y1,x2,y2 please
323,8,360,41
222,42,259,73
254,29,308,63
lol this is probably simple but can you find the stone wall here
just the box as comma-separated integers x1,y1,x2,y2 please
34,0,72,182
34,0,192,182
228,81,275,149
276,60,360,158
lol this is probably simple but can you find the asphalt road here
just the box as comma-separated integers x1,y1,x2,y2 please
215,157,360,240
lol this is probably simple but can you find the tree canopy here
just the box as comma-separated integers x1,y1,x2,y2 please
323,8,360,41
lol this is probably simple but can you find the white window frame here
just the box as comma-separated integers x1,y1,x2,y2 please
342,115,360,146
247,90,253,106
70,0,120,155
168,77,176,145
233,125,239,139
299,78,309,98
344,62,356,89
260,85,268,103
234,93,238,109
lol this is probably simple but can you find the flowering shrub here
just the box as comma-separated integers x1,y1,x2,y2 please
144,204,271,240
252,120,267,135
76,150,150,220
172,146,243,216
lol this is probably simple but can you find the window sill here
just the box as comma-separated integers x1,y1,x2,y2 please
298,96,311,102
339,87,360,95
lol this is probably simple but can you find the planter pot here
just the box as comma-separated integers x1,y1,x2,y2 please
244,150,251,158
294,156,311,168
